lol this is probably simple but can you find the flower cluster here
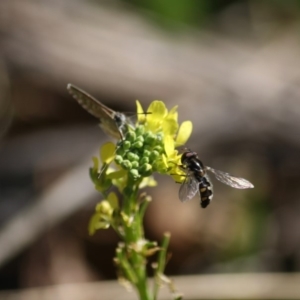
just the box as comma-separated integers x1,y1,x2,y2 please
88,100,190,300
89,101,192,233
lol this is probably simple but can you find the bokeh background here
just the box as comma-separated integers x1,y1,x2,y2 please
1,0,300,299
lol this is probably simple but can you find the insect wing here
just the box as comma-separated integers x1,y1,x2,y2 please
179,175,199,202
206,167,254,189
67,84,123,139
67,84,116,119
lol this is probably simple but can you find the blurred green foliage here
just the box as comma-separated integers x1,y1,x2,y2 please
121,0,300,30
222,195,270,262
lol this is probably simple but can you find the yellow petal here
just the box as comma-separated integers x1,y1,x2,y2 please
175,121,193,147
95,200,112,214
100,142,116,163
107,169,127,179
92,156,99,171
140,176,157,188
167,105,178,123
147,101,168,118
89,213,100,235
164,135,175,157
146,101,167,131
136,100,146,124
161,154,169,169
107,192,119,210
163,119,178,136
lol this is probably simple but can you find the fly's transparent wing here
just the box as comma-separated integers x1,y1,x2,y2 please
206,167,254,189
67,84,125,139
179,175,199,202
67,84,115,119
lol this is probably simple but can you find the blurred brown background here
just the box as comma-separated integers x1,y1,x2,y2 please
0,0,300,299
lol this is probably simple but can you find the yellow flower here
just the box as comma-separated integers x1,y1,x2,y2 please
92,100,192,192
136,100,192,181
89,192,119,234
90,142,126,193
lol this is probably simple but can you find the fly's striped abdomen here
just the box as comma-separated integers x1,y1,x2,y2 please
198,176,213,208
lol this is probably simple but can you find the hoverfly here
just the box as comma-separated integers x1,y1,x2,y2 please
67,84,130,139
178,149,254,208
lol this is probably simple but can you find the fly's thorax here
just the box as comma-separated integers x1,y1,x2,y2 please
181,151,197,164
181,151,205,176
114,112,127,127
115,112,136,139
190,159,205,175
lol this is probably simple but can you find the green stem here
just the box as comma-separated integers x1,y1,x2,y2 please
136,270,151,300
153,232,171,300
116,247,138,284
120,178,152,300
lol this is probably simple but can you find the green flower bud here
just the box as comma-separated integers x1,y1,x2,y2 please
132,149,142,157
122,160,132,170
129,169,140,180
144,145,152,152
143,150,151,157
135,125,145,136
136,135,144,144
132,141,143,149
140,157,149,165
153,145,163,153
139,163,152,177
123,140,131,150
149,150,159,161
131,161,139,169
96,200,113,215
125,131,136,142
144,133,156,146
126,152,139,161
114,155,123,165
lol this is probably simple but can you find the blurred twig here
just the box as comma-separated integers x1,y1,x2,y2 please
0,115,115,267
0,0,300,144
0,133,99,267
1,0,300,274
1,273,300,300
